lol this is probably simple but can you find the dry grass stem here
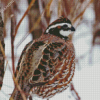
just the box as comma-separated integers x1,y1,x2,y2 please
16,0,54,48
14,0,36,39
73,0,93,24
10,15,15,74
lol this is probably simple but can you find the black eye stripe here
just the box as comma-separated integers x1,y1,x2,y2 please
62,25,70,31
49,28,55,32
62,28,70,31
62,25,68,27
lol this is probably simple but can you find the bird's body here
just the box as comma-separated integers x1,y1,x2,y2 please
10,17,75,100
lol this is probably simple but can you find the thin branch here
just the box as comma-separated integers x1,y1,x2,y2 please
29,95,32,100
10,75,27,100
0,41,13,74
73,0,93,24
0,40,26,100
58,0,62,17
29,0,54,33
10,14,15,74
0,11,5,90
70,83,81,100
14,0,36,39
16,0,54,48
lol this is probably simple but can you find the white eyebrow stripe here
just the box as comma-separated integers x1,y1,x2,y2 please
46,23,71,33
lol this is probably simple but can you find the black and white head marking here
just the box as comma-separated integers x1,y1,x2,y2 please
44,17,75,40
46,23,71,33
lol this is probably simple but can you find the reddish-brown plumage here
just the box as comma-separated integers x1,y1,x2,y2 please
32,35,75,99
10,17,75,100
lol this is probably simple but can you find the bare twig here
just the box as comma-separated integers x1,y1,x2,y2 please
10,14,15,74
70,83,81,100
14,0,36,39
29,95,32,100
0,53,27,100
73,0,93,24
58,0,62,17
16,0,54,48
0,11,5,90
10,75,27,100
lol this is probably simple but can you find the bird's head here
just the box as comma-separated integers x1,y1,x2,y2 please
44,17,75,40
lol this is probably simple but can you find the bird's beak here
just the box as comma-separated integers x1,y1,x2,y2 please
71,26,75,31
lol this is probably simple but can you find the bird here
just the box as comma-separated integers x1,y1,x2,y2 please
9,17,75,100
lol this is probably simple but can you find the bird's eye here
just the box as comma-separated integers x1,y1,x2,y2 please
63,25,68,28
62,25,68,30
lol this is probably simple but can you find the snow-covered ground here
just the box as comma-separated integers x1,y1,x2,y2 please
0,3,100,100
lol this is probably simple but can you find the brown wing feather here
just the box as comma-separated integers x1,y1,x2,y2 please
30,41,75,98
15,41,47,84
29,42,66,83
15,41,33,78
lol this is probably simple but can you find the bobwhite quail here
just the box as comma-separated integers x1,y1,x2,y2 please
10,17,75,100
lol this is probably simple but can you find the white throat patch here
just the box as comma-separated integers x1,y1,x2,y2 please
46,23,71,33
60,30,71,37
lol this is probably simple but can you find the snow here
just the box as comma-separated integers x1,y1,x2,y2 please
0,3,100,100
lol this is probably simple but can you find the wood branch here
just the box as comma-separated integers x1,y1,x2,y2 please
14,0,36,39
0,11,5,90
10,14,15,74
70,83,81,100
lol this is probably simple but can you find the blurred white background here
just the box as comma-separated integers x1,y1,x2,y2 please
0,1,100,100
